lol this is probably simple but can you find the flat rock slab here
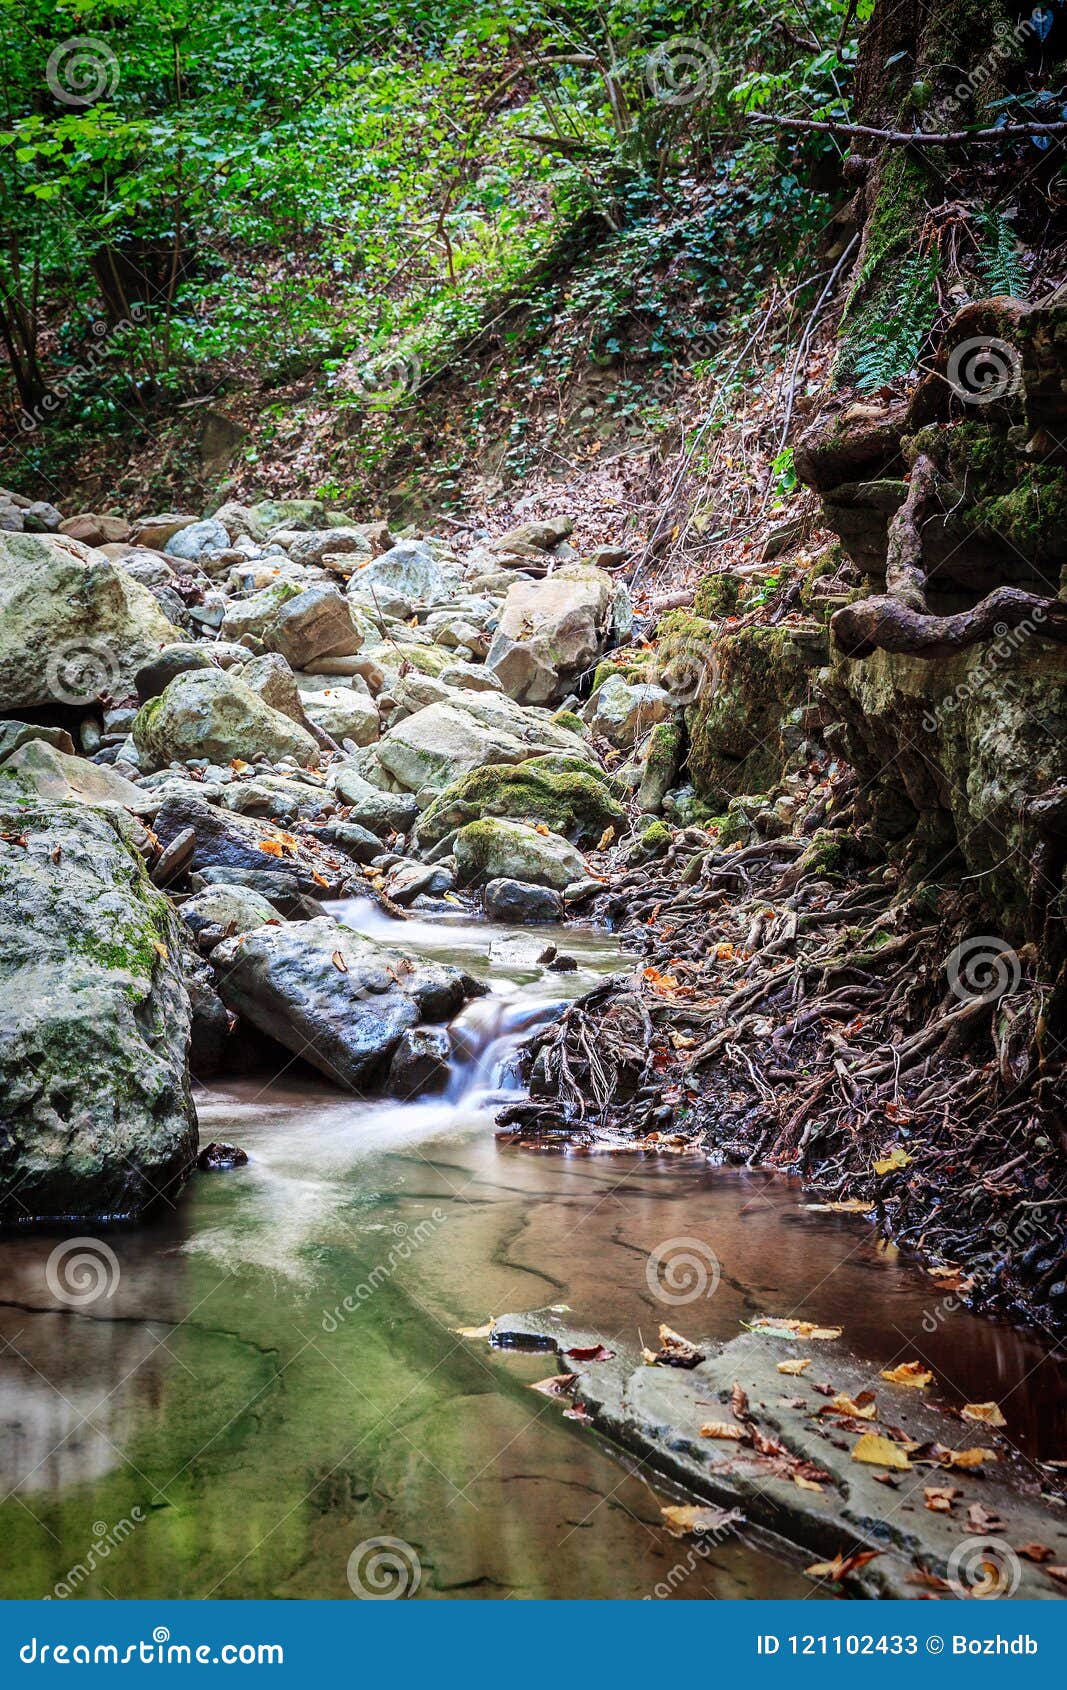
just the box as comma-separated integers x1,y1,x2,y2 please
490,1310,1067,1600
152,794,350,897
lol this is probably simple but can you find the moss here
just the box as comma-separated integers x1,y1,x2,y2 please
693,572,741,618
969,467,1067,560
414,759,624,849
591,648,654,694
644,720,681,778
639,819,671,856
687,623,826,803
551,709,587,737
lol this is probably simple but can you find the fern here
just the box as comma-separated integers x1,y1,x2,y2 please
977,211,1028,299
849,249,941,391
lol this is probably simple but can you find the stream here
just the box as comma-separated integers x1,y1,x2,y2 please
0,900,1064,1600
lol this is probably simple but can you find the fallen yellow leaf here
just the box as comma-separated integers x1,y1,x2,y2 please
961,1401,1006,1427
873,1145,912,1175
826,1391,877,1420
851,1433,911,1470
777,1358,812,1376
699,1421,747,1441
880,1360,933,1388
596,825,615,851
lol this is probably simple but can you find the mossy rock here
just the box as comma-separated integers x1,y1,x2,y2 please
638,819,672,857
414,758,625,850
693,572,741,619
551,709,588,737
453,818,587,890
591,648,654,694
687,622,828,805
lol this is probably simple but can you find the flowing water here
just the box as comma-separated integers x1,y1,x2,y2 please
0,900,1064,1600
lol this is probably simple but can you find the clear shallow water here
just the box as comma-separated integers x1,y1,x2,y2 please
0,908,1063,1599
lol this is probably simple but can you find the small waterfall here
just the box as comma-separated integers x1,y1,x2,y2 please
445,993,567,1104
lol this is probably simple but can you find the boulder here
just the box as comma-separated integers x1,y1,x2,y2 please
301,685,379,747
135,642,218,703
453,818,587,889
221,775,336,823
483,877,564,923
0,531,180,710
130,513,199,551
387,1026,452,1097
486,564,629,704
219,579,304,644
133,669,320,771
371,692,589,795
210,917,473,1089
317,820,383,864
0,722,75,762
251,497,327,531
414,758,623,850
327,765,419,834
0,739,151,814
585,675,676,748
179,883,282,940
0,801,196,1223
346,539,446,609
266,584,364,668
285,529,372,567
236,651,317,732
152,795,348,895
211,502,267,543
438,661,504,693
164,519,230,563
58,513,132,547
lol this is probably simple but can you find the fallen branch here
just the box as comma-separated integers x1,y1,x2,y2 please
749,113,1067,146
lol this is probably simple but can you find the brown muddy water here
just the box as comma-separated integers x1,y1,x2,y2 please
0,903,1063,1599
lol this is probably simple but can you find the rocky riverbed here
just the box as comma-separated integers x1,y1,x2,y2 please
1,485,1066,1598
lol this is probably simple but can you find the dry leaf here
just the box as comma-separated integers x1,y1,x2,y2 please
700,1420,748,1441
923,1485,960,1513
777,1357,812,1376
823,1391,877,1420
961,1401,1006,1427
643,1324,705,1369
852,1433,911,1470
805,1547,881,1581
596,825,615,851
258,839,285,858
331,950,348,973
151,939,169,960
967,1502,1005,1533
872,1145,912,1175
880,1360,933,1388
794,1474,825,1493
661,1504,745,1539
747,1317,842,1341
1019,1543,1055,1562
945,1446,998,1469
1046,1567,1067,1590
530,1373,577,1397
806,1200,872,1214
564,1344,614,1362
